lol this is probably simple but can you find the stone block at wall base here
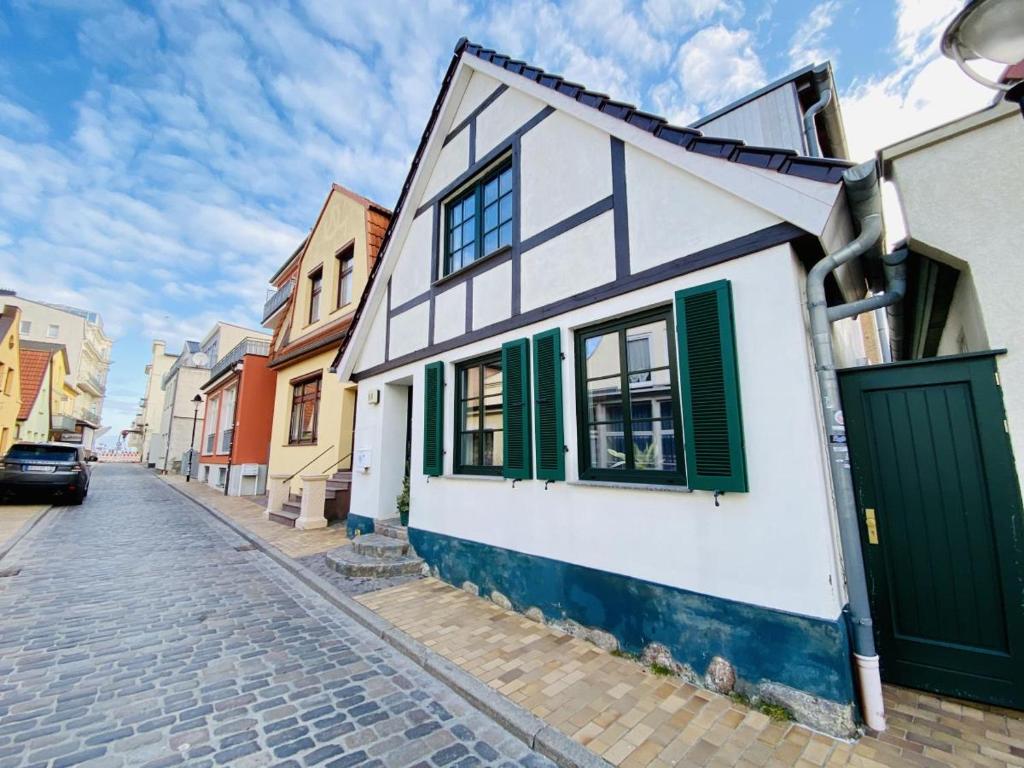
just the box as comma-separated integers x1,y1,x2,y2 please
409,526,858,737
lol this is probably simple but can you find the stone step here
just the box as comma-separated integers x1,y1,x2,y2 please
269,509,298,528
351,533,409,559
325,547,424,578
282,500,301,514
332,471,352,480
374,518,408,541
326,480,350,492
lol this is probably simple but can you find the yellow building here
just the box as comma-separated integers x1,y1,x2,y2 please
0,306,22,453
262,184,390,527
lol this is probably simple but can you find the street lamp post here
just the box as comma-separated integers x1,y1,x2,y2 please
942,0,1024,115
186,394,203,483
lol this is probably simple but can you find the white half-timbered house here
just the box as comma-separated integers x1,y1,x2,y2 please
333,40,878,735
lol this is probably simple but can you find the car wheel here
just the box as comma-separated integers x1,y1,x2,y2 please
67,488,85,506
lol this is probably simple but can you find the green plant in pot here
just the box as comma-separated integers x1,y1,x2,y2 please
396,475,410,527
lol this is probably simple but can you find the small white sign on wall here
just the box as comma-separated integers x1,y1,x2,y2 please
354,449,372,473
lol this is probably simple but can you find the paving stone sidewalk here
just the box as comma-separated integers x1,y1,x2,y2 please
358,579,1024,768
0,504,48,552
160,473,349,559
0,464,555,767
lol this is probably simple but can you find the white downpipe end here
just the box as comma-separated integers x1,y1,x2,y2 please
854,653,886,732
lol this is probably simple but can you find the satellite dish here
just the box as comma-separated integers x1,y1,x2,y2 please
192,352,209,366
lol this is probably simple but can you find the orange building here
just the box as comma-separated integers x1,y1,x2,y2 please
196,338,276,495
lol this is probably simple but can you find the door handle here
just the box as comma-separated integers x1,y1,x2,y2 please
864,508,879,545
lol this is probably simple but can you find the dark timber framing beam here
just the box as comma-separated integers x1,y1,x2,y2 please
360,222,803,381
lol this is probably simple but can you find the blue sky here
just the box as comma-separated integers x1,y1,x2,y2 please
0,0,999,443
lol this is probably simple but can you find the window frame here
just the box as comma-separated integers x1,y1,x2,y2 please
336,245,354,310
19,321,30,336
288,374,322,446
442,158,514,278
308,267,323,324
453,352,504,476
574,307,687,486
46,324,59,339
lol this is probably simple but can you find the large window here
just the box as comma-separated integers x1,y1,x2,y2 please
308,268,323,324
19,321,30,336
337,246,354,309
454,354,503,474
218,387,236,454
575,308,686,485
203,396,218,454
444,160,513,276
289,375,321,445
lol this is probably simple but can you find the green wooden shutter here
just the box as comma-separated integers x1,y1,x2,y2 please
423,361,444,476
675,280,748,492
532,329,565,481
501,338,532,479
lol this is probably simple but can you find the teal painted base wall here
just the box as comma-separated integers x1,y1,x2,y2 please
347,513,376,538
409,527,855,705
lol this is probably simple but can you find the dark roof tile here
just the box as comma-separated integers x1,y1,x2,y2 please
458,38,852,183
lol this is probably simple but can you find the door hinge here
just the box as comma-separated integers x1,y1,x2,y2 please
1005,419,1010,434
995,372,1001,387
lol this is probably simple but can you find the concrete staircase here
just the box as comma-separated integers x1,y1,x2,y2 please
326,517,423,577
269,470,352,528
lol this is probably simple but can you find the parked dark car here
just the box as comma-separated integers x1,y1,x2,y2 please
0,442,95,505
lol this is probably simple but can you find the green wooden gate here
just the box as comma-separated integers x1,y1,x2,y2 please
839,352,1024,708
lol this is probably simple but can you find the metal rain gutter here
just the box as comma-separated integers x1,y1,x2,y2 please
806,160,907,733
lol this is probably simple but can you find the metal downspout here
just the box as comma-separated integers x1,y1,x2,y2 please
807,161,900,733
802,79,832,157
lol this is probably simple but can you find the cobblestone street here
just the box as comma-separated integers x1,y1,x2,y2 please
0,465,553,768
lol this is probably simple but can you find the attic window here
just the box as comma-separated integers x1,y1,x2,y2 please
443,159,513,276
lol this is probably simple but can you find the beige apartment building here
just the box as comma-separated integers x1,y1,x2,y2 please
126,340,178,463
0,290,112,447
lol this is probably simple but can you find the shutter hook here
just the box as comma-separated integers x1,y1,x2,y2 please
713,490,721,507
544,480,554,490
511,478,520,488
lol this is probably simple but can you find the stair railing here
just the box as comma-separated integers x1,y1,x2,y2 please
286,445,335,484
319,452,353,478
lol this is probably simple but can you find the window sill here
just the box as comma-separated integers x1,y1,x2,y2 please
567,480,692,493
440,473,506,482
434,245,512,288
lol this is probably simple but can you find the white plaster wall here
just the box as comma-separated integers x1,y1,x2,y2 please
350,244,844,620
472,261,511,330
390,211,434,307
521,211,616,312
626,144,781,274
888,108,1024,481
451,71,502,124
360,301,387,371
520,110,612,238
937,269,989,355
388,302,430,359
475,88,545,158
422,130,470,201
433,283,466,343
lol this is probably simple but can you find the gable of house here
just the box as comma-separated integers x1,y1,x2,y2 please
269,185,391,369
338,40,849,382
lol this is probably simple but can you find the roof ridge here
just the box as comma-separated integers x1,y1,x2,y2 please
458,38,852,184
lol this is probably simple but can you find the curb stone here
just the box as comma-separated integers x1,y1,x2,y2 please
159,477,612,768
0,505,54,563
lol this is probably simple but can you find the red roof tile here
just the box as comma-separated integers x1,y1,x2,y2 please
17,348,51,421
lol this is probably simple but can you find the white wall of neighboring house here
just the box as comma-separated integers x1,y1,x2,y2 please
141,341,177,463
883,103,1024,480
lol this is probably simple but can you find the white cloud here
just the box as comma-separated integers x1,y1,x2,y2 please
788,0,841,70
677,25,766,108
0,95,48,137
643,0,743,33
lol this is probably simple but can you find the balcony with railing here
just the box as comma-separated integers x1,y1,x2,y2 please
206,337,270,386
262,279,295,325
79,370,107,396
80,407,101,426
52,414,78,433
